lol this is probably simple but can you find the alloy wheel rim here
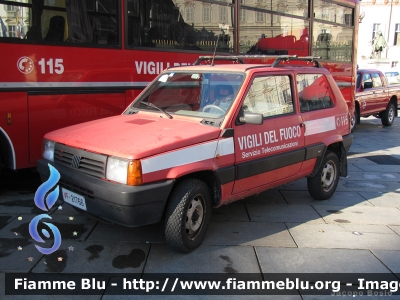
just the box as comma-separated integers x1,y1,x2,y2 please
389,107,394,123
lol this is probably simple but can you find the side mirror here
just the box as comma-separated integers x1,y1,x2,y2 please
239,112,264,125
363,81,373,89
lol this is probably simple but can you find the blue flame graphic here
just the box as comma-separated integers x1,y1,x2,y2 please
29,214,61,254
30,164,62,254
34,164,60,211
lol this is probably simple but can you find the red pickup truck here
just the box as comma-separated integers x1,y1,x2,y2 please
352,68,400,131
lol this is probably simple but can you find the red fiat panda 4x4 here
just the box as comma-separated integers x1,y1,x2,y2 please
38,56,353,252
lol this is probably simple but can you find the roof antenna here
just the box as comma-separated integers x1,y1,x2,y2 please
211,28,224,66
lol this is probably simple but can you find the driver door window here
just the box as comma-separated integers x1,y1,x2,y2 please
242,75,294,117
363,74,372,88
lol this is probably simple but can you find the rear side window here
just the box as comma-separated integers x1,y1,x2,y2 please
297,74,334,112
371,73,383,87
242,75,294,118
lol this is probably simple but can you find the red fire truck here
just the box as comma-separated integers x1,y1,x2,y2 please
0,0,358,173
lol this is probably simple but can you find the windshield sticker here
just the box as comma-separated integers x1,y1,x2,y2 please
158,75,169,82
191,74,200,80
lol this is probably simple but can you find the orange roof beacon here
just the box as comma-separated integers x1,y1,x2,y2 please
37,56,353,253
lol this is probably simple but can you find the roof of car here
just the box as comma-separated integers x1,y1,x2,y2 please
166,55,328,74
168,64,269,72
357,68,384,73
167,63,329,74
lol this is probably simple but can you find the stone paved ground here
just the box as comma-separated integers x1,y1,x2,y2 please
1,116,400,299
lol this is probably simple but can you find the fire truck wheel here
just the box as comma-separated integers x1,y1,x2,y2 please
350,109,357,132
307,151,339,200
381,103,395,126
164,178,211,253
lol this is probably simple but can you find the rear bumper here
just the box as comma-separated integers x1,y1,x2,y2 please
37,159,175,227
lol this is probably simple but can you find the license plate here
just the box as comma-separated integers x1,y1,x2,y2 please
62,188,87,211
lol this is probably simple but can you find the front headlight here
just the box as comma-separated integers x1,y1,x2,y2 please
106,157,142,186
43,139,56,161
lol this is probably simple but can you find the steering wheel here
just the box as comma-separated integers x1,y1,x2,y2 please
202,104,226,114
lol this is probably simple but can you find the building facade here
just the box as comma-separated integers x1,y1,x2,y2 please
358,0,400,67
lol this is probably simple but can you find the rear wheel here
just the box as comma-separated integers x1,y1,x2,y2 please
307,151,340,200
350,109,358,132
164,179,211,253
381,103,395,126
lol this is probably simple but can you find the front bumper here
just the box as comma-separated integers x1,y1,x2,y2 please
37,159,175,227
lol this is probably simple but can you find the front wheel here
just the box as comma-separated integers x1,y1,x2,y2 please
164,179,211,253
381,103,395,126
307,151,340,200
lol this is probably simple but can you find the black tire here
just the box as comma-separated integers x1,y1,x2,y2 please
164,178,211,253
350,109,358,132
307,151,340,200
381,103,395,126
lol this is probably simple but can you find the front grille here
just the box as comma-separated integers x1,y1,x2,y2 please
54,144,107,178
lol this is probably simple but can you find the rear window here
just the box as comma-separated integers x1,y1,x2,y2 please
297,74,334,112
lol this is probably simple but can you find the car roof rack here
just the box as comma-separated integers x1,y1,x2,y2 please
193,56,245,65
193,55,323,68
270,56,322,68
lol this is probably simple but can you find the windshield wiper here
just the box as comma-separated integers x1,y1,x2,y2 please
140,101,173,119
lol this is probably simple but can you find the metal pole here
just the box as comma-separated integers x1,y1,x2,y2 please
386,0,393,58
235,0,239,55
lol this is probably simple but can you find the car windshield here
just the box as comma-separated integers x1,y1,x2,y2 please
127,71,245,119
356,73,361,88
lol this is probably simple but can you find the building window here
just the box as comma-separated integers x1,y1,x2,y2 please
185,6,194,22
344,14,352,26
220,6,227,23
395,24,400,46
203,6,211,23
239,0,246,22
8,25,17,37
239,9,245,22
256,11,264,22
256,0,264,22
372,23,380,41
5,5,17,11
